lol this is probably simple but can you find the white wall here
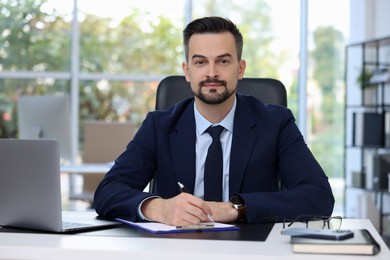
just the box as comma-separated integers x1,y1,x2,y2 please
349,0,390,42
374,0,390,38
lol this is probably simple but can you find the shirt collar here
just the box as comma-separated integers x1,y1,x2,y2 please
194,96,236,135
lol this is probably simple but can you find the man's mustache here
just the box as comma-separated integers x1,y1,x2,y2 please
199,78,227,87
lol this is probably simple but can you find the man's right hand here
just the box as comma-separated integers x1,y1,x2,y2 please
141,193,212,226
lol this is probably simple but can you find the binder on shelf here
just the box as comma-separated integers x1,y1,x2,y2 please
352,171,366,188
384,112,390,147
372,153,390,190
352,112,384,147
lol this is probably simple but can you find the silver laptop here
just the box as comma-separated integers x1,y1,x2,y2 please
0,139,120,233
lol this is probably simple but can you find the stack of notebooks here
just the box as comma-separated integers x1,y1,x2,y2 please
287,229,381,255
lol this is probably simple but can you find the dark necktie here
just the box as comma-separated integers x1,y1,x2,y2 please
204,125,224,202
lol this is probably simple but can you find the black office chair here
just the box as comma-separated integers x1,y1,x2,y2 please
155,75,287,110
149,75,287,193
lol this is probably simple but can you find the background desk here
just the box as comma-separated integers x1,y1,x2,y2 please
60,163,112,200
61,163,113,174
1,213,389,260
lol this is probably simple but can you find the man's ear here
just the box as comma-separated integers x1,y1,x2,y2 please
182,62,190,82
238,59,246,79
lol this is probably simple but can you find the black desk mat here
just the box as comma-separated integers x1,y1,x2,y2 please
79,222,274,241
0,223,274,242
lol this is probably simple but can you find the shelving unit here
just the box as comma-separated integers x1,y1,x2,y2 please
344,36,390,236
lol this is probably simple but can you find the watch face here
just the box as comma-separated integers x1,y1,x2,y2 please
233,203,242,208
231,199,246,222
231,195,244,205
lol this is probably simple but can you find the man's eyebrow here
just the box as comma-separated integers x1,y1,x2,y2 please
191,54,206,59
191,53,233,59
216,53,233,59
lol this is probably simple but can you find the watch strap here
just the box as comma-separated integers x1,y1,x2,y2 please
230,195,246,222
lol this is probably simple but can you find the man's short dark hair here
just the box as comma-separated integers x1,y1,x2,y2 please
183,16,243,61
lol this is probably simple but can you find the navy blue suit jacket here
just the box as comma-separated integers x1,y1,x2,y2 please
94,94,334,223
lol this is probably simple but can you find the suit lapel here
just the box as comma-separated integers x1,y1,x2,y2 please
169,102,197,193
229,95,258,196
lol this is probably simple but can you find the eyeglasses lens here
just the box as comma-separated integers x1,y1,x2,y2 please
328,217,342,230
282,216,342,230
307,218,324,229
307,217,342,230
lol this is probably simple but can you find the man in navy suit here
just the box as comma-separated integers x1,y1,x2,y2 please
94,16,334,226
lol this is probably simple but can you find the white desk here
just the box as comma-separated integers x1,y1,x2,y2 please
0,213,389,260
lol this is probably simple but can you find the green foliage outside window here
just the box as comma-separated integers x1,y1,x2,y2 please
0,0,345,182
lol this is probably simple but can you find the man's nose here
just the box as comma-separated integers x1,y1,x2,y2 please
207,63,218,78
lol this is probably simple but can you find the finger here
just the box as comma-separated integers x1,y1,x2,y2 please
166,194,203,225
179,194,212,222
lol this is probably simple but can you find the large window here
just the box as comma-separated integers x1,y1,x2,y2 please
306,0,349,214
0,0,349,214
193,0,301,113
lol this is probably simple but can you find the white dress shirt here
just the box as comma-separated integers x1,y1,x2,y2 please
193,97,236,202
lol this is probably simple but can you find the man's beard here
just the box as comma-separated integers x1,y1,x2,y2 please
193,78,235,105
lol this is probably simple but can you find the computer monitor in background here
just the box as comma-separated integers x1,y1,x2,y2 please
17,95,72,163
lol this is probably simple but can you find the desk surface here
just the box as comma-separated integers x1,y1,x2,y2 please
1,212,389,260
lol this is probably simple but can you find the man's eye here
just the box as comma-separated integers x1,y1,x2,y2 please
195,60,206,65
218,59,230,64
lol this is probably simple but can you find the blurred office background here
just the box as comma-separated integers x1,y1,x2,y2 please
0,0,389,237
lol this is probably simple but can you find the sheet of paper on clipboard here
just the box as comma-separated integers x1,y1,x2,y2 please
115,218,239,234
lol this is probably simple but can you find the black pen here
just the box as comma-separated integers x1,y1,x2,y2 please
177,181,214,223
